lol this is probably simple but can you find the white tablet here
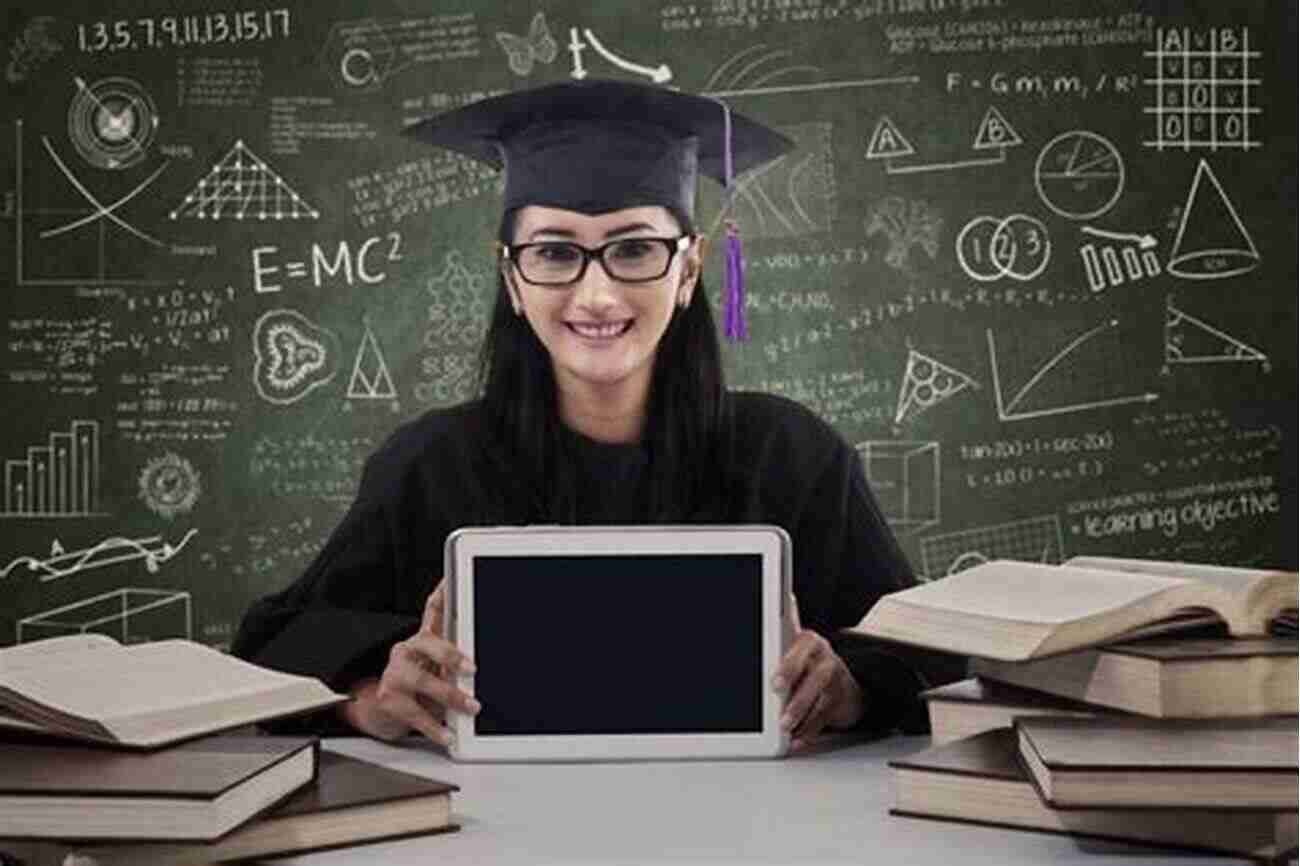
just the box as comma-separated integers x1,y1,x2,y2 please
443,525,793,762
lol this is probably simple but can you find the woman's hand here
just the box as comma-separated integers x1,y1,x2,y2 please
772,593,866,749
338,579,480,745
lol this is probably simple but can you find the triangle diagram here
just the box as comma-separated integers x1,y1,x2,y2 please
1165,300,1267,364
347,322,397,399
866,117,915,160
973,106,1023,150
894,349,978,424
170,141,320,221
1167,159,1258,279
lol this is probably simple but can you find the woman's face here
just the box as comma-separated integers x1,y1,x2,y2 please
503,204,701,400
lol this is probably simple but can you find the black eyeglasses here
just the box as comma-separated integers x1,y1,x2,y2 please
502,235,693,287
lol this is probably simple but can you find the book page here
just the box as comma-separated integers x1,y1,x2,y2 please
0,639,323,722
1066,557,1292,594
0,633,122,674
882,560,1192,624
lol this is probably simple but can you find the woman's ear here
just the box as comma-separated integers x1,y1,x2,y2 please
501,257,524,315
677,237,704,308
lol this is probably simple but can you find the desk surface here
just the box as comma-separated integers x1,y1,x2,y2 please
271,735,1277,866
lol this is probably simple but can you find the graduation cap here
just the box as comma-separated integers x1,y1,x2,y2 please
402,79,795,341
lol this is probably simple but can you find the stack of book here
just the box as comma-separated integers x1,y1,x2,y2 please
855,556,1299,860
0,634,459,865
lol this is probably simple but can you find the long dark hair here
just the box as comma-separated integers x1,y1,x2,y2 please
476,206,731,522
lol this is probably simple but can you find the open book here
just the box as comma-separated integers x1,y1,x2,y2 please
855,556,1297,662
0,634,347,748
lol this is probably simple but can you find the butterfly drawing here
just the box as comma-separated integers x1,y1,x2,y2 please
496,11,558,76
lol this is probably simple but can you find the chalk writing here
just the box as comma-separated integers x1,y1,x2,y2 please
76,10,291,53
177,57,263,108
269,96,380,155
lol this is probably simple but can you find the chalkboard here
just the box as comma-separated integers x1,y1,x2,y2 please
1,0,1294,649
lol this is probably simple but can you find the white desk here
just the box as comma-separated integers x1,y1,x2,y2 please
270,735,1284,866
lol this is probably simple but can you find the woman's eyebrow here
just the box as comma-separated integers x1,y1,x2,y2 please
527,222,660,241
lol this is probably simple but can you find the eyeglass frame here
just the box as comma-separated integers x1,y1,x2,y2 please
500,235,695,287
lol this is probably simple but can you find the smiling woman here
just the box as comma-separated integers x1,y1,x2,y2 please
501,205,699,443
232,79,963,753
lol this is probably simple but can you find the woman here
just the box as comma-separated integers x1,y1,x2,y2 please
233,80,956,750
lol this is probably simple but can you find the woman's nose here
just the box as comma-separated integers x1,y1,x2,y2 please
567,257,620,311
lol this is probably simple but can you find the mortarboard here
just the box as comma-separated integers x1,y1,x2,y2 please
402,79,795,341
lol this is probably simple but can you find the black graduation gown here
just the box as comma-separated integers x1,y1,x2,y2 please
232,391,962,735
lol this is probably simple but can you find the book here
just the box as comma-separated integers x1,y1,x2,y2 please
854,557,1298,661
0,634,347,748
0,751,459,866
920,678,1110,745
971,634,1298,718
0,735,316,841
890,728,1298,859
1015,715,1298,809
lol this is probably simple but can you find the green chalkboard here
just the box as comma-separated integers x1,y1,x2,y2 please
1,0,1294,647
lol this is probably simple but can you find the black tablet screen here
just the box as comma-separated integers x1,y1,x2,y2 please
471,553,763,736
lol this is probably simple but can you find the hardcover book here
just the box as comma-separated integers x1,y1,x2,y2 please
920,678,1110,745
1014,715,1298,810
890,728,1297,859
971,634,1298,718
0,735,316,841
0,750,458,866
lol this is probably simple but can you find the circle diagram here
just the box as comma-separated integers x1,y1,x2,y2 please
956,214,1051,282
68,76,159,170
1034,131,1124,220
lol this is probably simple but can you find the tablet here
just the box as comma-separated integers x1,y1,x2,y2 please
443,525,793,762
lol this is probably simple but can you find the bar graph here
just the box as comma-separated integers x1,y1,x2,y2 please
3,420,101,517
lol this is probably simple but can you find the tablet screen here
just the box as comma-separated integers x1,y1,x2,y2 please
471,554,763,736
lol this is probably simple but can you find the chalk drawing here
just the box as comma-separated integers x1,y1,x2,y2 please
1034,131,1124,220
66,75,158,170
1079,226,1161,292
1143,27,1261,151
865,197,943,271
13,120,176,286
701,43,917,97
705,123,835,240
17,588,192,643
252,309,340,405
867,107,1022,175
856,440,941,535
138,453,202,520
988,321,1158,422
1164,297,1268,369
569,27,670,83
6,16,62,84
920,515,1064,581
1,529,198,583
1166,159,1258,279
347,317,399,399
956,214,1050,283
497,11,558,76
170,140,319,221
895,349,980,426
3,420,101,518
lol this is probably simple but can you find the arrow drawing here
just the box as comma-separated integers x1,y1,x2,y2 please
567,28,588,79
570,28,671,84
1081,226,1158,249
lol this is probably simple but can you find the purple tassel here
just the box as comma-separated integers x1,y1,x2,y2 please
723,221,747,342
714,96,748,342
